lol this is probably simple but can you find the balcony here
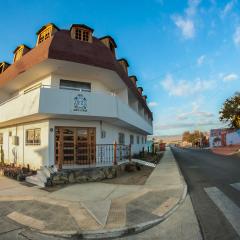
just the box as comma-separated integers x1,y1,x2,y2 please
0,86,153,134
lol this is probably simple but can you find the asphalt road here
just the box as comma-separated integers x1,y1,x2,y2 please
171,147,240,240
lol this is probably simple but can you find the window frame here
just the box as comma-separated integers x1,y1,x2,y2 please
14,47,24,62
74,27,90,42
26,128,41,146
118,133,125,145
60,79,91,92
130,135,134,145
38,26,52,44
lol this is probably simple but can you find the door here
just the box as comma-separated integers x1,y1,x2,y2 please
55,127,96,166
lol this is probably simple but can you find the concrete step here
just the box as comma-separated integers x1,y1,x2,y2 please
25,175,46,188
36,170,48,183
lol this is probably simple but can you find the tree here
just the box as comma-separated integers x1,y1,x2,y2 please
219,92,240,129
182,131,191,142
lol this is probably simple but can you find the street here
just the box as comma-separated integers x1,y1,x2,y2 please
172,147,240,240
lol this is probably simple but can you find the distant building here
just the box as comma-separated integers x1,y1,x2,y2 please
209,128,240,147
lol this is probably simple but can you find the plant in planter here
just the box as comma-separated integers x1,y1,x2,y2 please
0,146,4,165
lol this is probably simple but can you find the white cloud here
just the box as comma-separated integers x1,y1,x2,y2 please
148,102,158,107
172,16,195,39
233,26,240,46
161,74,214,96
221,0,236,17
176,100,214,121
172,0,201,39
223,73,238,82
185,0,201,16
197,55,206,66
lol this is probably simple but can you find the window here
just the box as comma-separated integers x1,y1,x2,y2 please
83,31,89,41
14,48,23,62
142,136,144,144
60,80,91,92
118,133,125,145
26,129,41,145
0,133,3,144
109,41,115,55
0,64,3,73
101,130,106,139
75,28,89,42
38,26,52,44
130,135,134,144
137,136,140,144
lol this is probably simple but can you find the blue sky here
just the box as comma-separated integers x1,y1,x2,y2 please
0,0,240,136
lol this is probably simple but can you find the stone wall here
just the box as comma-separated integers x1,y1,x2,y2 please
49,164,127,186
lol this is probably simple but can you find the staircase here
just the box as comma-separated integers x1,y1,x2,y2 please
25,166,57,187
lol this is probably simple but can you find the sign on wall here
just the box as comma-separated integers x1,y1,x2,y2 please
73,93,88,112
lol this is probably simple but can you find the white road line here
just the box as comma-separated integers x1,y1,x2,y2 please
230,182,240,191
204,187,240,236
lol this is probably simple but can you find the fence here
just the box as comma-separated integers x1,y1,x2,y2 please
57,143,131,169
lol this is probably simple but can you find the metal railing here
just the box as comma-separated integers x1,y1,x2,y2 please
57,143,131,169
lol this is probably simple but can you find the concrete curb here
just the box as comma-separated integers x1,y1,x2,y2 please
35,149,188,239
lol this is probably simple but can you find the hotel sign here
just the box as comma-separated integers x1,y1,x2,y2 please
73,93,88,112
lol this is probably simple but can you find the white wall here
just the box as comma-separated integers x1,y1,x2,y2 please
51,74,111,93
49,119,147,166
226,131,240,145
0,120,49,169
0,119,147,169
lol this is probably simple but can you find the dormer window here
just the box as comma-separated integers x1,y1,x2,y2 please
117,58,129,74
129,76,138,86
14,47,23,61
13,45,31,63
99,36,117,56
36,23,59,45
137,87,143,95
38,27,51,43
0,62,10,74
70,24,94,43
75,28,90,42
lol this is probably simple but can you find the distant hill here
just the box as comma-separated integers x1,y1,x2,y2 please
149,135,182,144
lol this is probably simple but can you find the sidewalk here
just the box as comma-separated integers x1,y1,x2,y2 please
0,148,187,239
211,144,240,156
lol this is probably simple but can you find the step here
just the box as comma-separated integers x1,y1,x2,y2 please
36,170,48,183
25,175,46,188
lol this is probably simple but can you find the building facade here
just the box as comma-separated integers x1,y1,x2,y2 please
0,23,153,170
210,128,240,147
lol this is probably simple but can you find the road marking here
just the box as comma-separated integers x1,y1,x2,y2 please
204,187,240,236
230,182,240,191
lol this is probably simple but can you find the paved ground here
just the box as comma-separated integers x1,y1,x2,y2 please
172,147,240,240
0,196,202,240
0,148,185,239
118,195,202,240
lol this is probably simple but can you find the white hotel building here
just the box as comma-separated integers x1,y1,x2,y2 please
0,23,153,170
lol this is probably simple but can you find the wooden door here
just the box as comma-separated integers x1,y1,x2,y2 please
55,127,96,166
76,128,96,165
